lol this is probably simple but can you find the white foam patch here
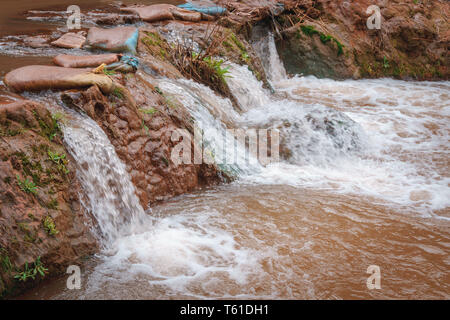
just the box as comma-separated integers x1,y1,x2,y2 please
83,210,267,298
243,76,450,216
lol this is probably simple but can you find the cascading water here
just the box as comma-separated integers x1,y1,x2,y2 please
251,27,287,83
28,26,450,300
62,110,148,246
155,77,263,176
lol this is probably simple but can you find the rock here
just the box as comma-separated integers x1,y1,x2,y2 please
23,35,50,48
86,26,139,54
275,0,449,80
95,13,140,25
4,65,114,94
53,54,120,68
51,32,86,49
277,23,357,79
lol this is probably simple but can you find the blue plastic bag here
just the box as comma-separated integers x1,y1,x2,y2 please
178,3,226,16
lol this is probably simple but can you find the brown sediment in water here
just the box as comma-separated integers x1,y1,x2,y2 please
16,185,450,300
1,0,449,300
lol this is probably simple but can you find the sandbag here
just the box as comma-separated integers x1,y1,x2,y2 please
120,4,175,23
53,54,120,68
51,32,86,49
172,8,202,22
177,2,226,16
86,26,139,54
120,4,202,22
4,65,114,94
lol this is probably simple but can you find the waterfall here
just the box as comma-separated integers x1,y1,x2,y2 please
251,27,287,84
224,59,367,167
156,77,263,177
62,111,147,246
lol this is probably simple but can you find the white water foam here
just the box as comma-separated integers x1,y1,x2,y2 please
233,31,450,216
75,207,269,299
156,78,262,176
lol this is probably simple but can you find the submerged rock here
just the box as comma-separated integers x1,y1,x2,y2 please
120,4,176,22
95,13,140,25
23,35,50,48
178,2,227,16
51,32,86,49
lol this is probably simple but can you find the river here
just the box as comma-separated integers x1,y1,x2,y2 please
2,2,449,300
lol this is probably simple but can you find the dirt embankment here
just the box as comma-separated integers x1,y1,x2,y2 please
270,0,449,80
0,101,97,297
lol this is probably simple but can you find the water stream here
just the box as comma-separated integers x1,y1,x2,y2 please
62,111,148,246
16,28,450,300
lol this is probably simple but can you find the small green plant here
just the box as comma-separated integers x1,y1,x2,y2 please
48,150,69,174
241,52,250,62
383,56,390,69
0,248,12,273
164,96,178,109
301,25,344,56
16,175,38,194
141,120,150,135
203,56,231,82
51,112,67,125
112,87,124,99
34,112,61,141
14,257,48,282
17,222,37,243
301,25,320,36
42,216,59,236
102,68,116,76
333,38,344,56
155,86,163,95
139,107,158,115
320,33,333,44
47,198,59,210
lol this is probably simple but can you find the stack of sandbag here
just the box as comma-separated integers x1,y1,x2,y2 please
53,54,120,68
120,4,220,23
86,26,139,54
4,65,114,94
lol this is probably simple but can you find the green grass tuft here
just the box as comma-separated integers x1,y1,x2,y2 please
16,175,38,194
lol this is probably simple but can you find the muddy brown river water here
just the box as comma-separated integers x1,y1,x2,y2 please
1,1,449,300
